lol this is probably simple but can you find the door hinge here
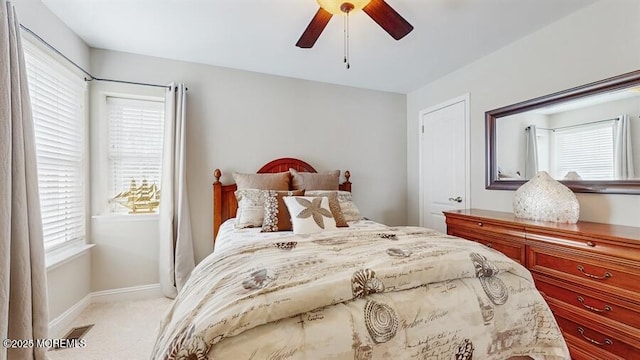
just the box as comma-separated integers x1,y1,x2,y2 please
421,125,424,133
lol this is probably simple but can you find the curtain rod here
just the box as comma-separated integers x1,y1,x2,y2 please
19,24,172,90
526,117,619,132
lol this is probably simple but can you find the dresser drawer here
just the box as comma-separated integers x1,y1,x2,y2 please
528,245,640,302
526,228,640,263
534,274,640,331
448,227,525,265
551,305,639,360
446,216,525,239
563,331,629,360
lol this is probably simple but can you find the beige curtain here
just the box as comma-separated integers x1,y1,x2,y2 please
159,83,195,298
524,125,539,179
614,114,635,180
0,1,49,359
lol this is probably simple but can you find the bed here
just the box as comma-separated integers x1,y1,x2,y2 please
151,158,570,360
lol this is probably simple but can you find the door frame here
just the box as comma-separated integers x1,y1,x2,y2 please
418,93,471,227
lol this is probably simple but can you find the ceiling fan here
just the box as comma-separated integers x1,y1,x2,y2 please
296,0,414,49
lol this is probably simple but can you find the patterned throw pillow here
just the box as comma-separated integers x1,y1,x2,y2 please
234,189,266,229
304,191,348,227
283,196,337,235
289,168,340,190
336,191,363,222
261,190,305,232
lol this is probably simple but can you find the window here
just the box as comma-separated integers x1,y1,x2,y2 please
553,122,615,180
23,40,87,251
107,97,164,213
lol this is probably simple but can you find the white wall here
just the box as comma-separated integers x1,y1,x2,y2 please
12,0,92,320
46,255,91,320
407,0,640,227
89,49,407,289
90,216,160,291
13,0,88,69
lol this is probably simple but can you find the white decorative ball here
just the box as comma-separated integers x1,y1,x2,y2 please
513,171,579,223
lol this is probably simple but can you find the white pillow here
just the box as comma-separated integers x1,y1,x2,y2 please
335,191,363,222
234,189,266,229
283,196,337,235
307,190,363,222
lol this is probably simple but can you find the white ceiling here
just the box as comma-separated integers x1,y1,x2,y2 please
42,0,597,94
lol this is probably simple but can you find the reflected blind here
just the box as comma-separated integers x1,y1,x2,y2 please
554,122,614,180
107,97,164,213
23,41,87,251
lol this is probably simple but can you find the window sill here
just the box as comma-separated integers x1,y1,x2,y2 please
46,243,95,271
91,213,159,223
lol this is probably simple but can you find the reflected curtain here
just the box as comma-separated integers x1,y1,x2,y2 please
524,125,539,178
159,83,195,298
614,115,635,180
1,1,49,359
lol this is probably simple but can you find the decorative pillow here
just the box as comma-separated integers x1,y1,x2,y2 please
261,190,305,232
336,191,363,222
283,196,337,235
289,168,340,190
233,172,290,190
304,191,348,227
234,189,267,229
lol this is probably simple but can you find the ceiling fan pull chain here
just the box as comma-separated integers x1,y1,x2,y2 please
344,11,350,69
343,12,348,68
343,12,346,64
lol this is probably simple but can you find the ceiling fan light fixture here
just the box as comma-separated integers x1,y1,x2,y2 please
316,0,371,15
296,0,413,51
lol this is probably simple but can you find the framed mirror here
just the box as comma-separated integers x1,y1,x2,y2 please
486,70,640,194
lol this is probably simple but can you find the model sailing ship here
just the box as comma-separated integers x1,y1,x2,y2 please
111,178,160,213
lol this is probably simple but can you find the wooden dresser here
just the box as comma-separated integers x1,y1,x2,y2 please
444,209,640,360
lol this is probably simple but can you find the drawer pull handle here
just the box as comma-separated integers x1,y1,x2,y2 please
477,222,483,227
586,241,596,247
485,243,493,248
576,265,612,280
577,296,613,313
577,327,613,346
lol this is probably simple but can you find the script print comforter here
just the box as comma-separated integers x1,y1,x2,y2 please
151,222,569,360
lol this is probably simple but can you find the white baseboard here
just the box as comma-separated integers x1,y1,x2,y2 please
91,283,162,303
48,283,163,336
48,295,91,338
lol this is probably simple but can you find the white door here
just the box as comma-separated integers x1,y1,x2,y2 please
419,95,469,233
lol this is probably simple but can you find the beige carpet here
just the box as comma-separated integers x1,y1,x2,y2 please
48,297,173,360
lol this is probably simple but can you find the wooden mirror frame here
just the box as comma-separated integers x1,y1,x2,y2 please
486,69,640,194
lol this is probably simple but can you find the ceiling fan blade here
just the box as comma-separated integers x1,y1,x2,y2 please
363,0,414,40
296,8,333,48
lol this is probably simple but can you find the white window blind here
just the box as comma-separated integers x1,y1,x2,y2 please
107,97,164,213
554,122,614,180
23,40,87,251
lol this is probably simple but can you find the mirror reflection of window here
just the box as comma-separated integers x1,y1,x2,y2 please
532,116,636,180
496,87,639,181
551,121,615,180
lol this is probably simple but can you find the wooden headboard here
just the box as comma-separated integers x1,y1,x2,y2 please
212,158,352,245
